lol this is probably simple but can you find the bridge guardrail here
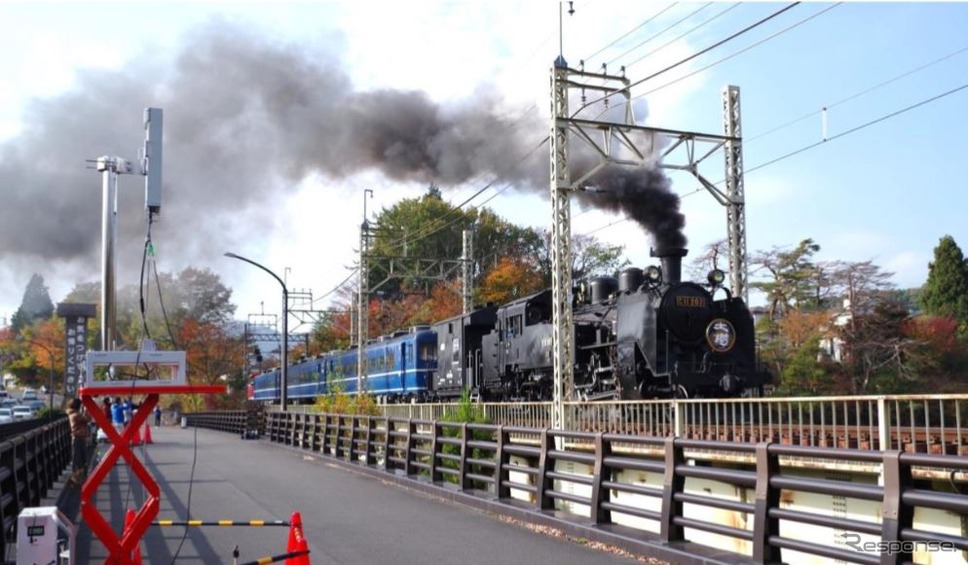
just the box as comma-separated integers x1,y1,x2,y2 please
187,409,968,564
370,394,968,454
0,417,71,559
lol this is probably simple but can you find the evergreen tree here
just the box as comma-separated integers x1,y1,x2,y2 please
11,274,54,331
920,235,968,328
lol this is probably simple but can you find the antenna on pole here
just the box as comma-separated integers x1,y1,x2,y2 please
559,2,575,62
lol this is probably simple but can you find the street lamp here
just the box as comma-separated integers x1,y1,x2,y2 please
224,252,289,411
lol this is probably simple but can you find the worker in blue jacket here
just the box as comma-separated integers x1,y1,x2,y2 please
111,397,125,432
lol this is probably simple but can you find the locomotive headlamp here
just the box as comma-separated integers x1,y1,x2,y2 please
707,269,726,286
646,265,661,282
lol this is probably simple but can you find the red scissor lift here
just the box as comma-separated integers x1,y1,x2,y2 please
79,351,225,564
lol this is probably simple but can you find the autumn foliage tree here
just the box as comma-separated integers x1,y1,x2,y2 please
477,257,545,305
177,318,244,409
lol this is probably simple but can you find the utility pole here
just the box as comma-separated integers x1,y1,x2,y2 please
358,189,373,394
546,46,747,431
723,85,748,302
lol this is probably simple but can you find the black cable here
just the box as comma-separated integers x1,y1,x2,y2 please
170,421,200,564
621,3,741,70
635,3,842,101
310,7,792,308
747,80,968,175
607,2,713,66
153,260,180,349
584,2,681,63
139,225,153,340
581,80,968,238
747,42,968,143
574,2,801,116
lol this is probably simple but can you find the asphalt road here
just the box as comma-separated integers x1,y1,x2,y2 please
76,426,648,564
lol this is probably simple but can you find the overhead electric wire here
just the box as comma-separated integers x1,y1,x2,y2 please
585,3,682,63
575,2,801,116
621,3,742,70
606,3,712,67
581,80,968,237
314,5,799,305
636,3,841,100
747,42,968,143
747,80,968,175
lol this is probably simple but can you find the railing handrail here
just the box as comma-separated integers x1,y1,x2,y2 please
188,409,968,564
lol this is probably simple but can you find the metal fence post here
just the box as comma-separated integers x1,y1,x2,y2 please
660,436,684,542
405,420,416,477
536,428,554,511
880,451,912,565
349,416,358,462
382,417,392,472
321,414,332,455
877,397,890,452
673,400,684,438
752,442,780,562
588,432,610,525
459,422,470,491
430,421,442,484
495,425,510,500
364,416,375,465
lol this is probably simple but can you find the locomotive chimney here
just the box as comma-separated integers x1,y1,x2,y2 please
650,247,688,284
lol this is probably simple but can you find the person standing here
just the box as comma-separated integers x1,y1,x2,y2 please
153,404,162,427
111,397,125,432
123,397,133,425
67,398,91,487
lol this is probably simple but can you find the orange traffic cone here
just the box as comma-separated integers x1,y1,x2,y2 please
123,508,144,564
285,511,310,565
143,424,154,445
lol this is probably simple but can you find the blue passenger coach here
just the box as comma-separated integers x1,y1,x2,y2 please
248,326,438,405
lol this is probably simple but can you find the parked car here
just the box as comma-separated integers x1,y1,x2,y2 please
25,399,46,413
0,407,12,424
21,389,38,402
12,405,34,420
0,398,17,408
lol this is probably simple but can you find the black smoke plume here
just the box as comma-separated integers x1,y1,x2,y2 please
0,21,545,277
582,166,686,249
0,20,681,297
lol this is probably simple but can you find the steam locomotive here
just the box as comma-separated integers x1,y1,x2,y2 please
248,247,772,404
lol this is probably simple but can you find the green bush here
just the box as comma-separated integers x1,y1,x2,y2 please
439,389,491,487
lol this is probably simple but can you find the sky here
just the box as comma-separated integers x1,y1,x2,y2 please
1,1,966,335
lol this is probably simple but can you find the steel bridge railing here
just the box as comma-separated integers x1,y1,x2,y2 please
186,409,968,565
363,394,968,454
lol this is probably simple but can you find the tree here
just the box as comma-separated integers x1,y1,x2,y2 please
64,268,236,350
177,318,243,408
836,295,917,394
534,232,629,286
11,274,55,332
367,187,545,298
687,239,729,281
750,238,822,321
919,235,968,331
477,257,546,305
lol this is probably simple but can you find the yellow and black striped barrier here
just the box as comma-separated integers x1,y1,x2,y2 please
237,548,310,565
153,520,290,527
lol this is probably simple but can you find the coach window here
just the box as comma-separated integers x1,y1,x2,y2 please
508,315,522,338
419,341,435,362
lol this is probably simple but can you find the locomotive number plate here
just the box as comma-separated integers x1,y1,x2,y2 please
675,296,706,308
